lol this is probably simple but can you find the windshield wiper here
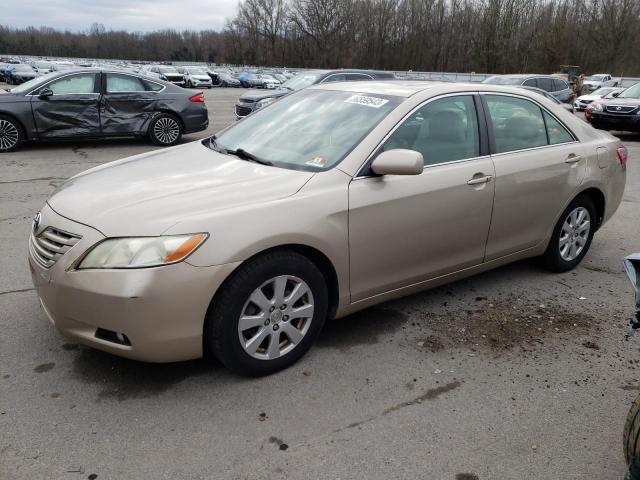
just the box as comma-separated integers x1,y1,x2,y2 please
207,136,273,166
229,148,273,166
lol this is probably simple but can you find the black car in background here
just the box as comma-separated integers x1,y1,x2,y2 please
235,69,396,118
0,68,208,152
482,74,575,103
591,82,640,133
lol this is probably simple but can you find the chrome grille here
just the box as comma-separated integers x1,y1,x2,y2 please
29,227,81,268
605,105,637,114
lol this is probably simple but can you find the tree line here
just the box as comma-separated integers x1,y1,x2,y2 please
1,0,640,75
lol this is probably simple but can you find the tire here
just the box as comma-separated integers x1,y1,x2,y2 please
206,250,328,376
624,394,640,479
148,113,182,147
0,114,24,153
540,194,596,272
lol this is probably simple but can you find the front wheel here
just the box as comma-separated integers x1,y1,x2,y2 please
0,115,24,153
624,395,640,479
149,113,182,146
207,250,328,376
540,194,596,272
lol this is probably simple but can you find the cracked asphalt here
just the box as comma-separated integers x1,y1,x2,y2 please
1,86,640,480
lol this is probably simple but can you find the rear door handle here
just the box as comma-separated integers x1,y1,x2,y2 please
565,154,582,164
467,175,493,185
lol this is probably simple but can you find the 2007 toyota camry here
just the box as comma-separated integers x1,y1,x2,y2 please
29,81,627,376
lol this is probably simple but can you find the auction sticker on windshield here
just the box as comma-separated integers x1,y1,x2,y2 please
344,95,390,108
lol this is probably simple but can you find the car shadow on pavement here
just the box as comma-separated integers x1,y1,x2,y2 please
69,346,219,402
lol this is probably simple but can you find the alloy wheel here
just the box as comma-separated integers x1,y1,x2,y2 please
238,275,314,360
153,117,180,145
559,206,590,261
0,119,19,151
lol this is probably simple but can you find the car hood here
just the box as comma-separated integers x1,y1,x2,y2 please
600,98,640,107
190,75,211,80
239,89,290,102
578,94,598,101
48,140,315,236
583,80,603,86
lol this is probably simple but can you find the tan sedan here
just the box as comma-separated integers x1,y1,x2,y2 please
28,81,627,375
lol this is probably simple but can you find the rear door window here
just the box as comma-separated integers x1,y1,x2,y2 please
522,78,537,88
106,73,146,93
485,95,547,153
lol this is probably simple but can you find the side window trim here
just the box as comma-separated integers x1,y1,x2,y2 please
478,92,578,156
26,72,101,96
104,72,166,94
354,92,488,178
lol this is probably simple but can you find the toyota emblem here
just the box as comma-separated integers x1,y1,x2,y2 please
32,211,41,233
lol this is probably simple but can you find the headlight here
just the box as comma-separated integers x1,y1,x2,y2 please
256,97,276,110
77,233,207,269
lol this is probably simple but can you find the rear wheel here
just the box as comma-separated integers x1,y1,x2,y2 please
624,394,640,479
149,113,182,146
540,194,596,272
207,250,328,376
0,115,24,153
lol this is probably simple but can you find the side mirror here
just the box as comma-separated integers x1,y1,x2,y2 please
371,149,424,176
39,87,53,98
612,91,621,98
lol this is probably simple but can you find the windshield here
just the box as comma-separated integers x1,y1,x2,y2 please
9,72,58,93
211,89,400,171
16,65,35,71
619,83,640,99
33,62,52,69
158,66,178,74
587,75,606,81
281,73,322,91
188,68,208,75
482,76,524,85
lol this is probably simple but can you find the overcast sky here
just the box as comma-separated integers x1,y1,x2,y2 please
2,0,239,32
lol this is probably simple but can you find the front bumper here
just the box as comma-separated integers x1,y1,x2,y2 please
591,112,640,132
28,204,237,363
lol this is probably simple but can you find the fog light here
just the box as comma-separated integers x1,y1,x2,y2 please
95,328,131,346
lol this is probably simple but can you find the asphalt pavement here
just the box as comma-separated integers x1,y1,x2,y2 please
1,87,640,479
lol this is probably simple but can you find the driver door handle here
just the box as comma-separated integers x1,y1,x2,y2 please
565,154,582,164
467,174,493,185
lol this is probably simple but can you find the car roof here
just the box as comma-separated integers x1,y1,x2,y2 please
310,80,472,97
310,79,574,99
489,74,556,79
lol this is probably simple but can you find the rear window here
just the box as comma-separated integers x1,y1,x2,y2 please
553,79,568,91
536,78,553,92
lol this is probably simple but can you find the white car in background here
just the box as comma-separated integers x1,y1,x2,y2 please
574,86,624,111
583,74,621,92
177,66,213,89
30,61,53,75
259,74,281,89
